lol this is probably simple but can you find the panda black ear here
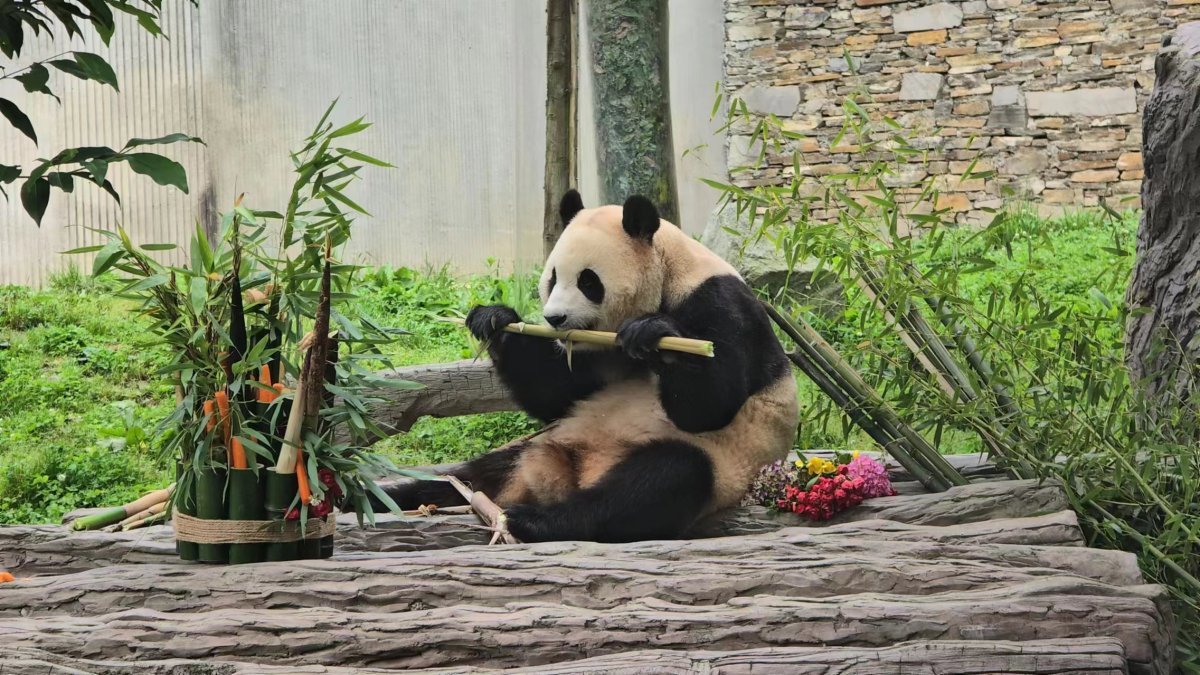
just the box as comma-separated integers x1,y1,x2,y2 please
559,190,584,227
622,195,660,242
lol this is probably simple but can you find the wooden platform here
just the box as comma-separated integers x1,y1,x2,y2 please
0,468,1175,674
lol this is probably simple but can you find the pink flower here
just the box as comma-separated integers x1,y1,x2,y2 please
845,454,897,498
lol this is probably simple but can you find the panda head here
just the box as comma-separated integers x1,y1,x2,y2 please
539,190,666,337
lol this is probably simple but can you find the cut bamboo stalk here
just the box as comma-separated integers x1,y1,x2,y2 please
117,501,166,529
121,511,167,532
440,317,714,357
445,476,520,544
275,376,306,474
71,485,174,531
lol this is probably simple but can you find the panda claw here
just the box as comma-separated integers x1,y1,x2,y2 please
466,305,521,342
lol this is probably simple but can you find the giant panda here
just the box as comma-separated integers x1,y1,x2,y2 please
382,191,798,543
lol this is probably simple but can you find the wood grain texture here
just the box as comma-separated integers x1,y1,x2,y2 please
0,639,1130,675
0,579,1170,673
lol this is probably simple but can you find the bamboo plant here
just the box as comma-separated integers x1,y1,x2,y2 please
68,102,420,553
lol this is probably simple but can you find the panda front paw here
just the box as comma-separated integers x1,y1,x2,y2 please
617,314,681,362
466,305,522,344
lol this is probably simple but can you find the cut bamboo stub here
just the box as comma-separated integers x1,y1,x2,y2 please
71,484,174,531
441,317,714,357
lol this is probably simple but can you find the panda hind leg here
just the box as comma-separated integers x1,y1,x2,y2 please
374,442,526,511
505,439,714,543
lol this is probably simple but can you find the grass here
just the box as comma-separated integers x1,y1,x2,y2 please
0,209,1135,524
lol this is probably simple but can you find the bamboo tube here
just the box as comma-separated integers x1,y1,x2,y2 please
174,463,198,561
440,317,715,357
71,485,174,531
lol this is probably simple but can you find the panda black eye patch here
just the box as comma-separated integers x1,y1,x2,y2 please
577,268,605,304
548,268,556,293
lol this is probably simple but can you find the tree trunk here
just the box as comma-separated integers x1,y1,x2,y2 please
5,481,1073,576
543,0,579,257
0,579,1170,673
587,0,679,221
1,523,1142,618
1125,23,1200,405
0,639,1130,675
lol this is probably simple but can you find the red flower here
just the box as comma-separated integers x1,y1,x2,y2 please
311,499,332,518
318,468,343,499
776,473,867,521
285,507,301,521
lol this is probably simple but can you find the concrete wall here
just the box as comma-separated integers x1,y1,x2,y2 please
1,0,729,287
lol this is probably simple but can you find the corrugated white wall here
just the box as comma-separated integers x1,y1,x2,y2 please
1,0,726,287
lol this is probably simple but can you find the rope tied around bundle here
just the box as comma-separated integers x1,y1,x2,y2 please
172,510,336,544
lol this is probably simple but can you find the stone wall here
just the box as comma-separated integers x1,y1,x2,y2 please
722,0,1200,223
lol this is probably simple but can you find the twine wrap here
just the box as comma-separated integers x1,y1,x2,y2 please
172,510,336,544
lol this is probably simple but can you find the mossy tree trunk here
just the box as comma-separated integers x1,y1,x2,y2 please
587,0,679,223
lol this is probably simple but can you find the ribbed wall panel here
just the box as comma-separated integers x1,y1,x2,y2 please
1,2,204,286
2,0,726,287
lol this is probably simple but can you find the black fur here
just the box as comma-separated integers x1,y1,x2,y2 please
505,439,714,543
640,275,789,433
559,190,584,226
577,268,605,304
622,195,660,242
377,443,526,510
466,304,607,422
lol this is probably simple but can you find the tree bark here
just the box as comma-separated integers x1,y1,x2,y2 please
543,0,579,257
1125,23,1200,405
0,639,1130,675
0,579,1170,673
1,525,1141,618
348,360,514,441
587,0,679,221
6,481,1074,576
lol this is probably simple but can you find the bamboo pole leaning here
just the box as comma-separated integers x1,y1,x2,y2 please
761,301,966,492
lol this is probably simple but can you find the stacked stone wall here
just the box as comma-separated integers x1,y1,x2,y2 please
723,0,1200,222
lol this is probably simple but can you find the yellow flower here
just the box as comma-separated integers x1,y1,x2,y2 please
806,457,837,476
852,451,860,459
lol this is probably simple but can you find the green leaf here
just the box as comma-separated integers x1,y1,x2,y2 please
71,52,119,90
82,159,109,185
335,148,394,168
122,274,169,293
124,153,189,193
16,64,53,97
0,164,19,184
47,171,75,193
0,98,37,143
92,241,125,276
141,243,178,251
329,116,371,139
61,244,105,255
189,276,208,312
20,176,50,224
123,133,204,149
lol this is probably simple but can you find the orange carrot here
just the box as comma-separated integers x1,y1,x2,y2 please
203,400,216,432
269,382,284,403
295,445,313,505
230,437,248,470
214,391,231,445
258,365,273,403
0,572,14,583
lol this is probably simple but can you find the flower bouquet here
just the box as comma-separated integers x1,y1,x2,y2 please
70,104,413,563
744,453,897,521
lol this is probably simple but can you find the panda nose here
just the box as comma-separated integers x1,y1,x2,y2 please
545,314,568,329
